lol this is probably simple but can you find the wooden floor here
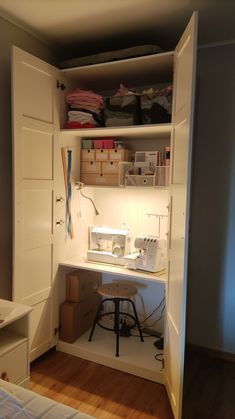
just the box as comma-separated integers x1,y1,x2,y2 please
30,349,173,419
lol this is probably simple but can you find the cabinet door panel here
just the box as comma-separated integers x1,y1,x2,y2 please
22,245,52,304
20,61,54,123
12,46,59,360
165,13,198,419
29,300,51,362
171,119,189,185
22,123,53,180
23,187,53,250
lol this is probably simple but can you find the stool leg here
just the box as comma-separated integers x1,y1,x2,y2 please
114,298,120,357
88,300,104,342
129,300,144,342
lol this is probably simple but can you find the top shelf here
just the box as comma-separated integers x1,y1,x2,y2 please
60,123,172,139
61,51,174,91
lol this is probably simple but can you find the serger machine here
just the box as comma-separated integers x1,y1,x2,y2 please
87,226,131,266
124,235,166,273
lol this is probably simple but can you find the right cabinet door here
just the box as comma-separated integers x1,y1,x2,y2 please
164,12,198,419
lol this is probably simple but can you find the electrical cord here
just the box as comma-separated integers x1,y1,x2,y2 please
147,304,165,328
80,189,100,215
155,353,164,369
140,296,165,325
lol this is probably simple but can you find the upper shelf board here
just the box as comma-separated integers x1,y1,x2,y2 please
60,123,172,139
61,51,174,91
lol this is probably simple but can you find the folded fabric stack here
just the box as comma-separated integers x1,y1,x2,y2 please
105,84,140,127
140,85,172,124
66,89,104,129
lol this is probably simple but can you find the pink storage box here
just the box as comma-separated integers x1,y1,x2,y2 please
102,139,114,149
93,139,104,149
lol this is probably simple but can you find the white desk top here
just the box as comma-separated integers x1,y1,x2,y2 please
60,257,167,284
0,299,32,328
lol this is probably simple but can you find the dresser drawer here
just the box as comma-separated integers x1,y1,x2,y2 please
81,161,101,174
81,149,95,161
81,173,119,186
0,340,28,384
109,148,130,161
95,149,109,161
102,161,119,174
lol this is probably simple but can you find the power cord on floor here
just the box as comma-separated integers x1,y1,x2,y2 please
155,353,164,369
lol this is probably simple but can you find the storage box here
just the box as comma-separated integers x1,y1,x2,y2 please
95,149,109,161
93,139,104,149
81,149,95,161
81,173,119,186
102,139,114,149
82,139,93,149
66,269,101,302
101,161,119,175
59,293,101,343
109,148,131,161
81,161,101,174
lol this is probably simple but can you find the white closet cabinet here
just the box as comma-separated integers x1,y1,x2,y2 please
12,12,197,419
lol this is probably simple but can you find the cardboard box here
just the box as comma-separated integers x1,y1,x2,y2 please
59,293,101,343
66,269,101,302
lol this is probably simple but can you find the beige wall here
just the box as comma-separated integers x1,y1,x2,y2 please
0,17,56,299
187,43,235,354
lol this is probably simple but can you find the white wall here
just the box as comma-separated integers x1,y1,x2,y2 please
186,43,235,354
0,17,56,299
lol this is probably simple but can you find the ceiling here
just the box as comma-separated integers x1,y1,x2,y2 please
0,0,234,60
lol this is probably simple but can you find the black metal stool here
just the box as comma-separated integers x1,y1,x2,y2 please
88,282,144,356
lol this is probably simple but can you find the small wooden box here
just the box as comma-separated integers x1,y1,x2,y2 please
81,149,95,161
81,173,119,186
95,149,109,161
109,148,130,161
101,161,119,174
81,161,101,174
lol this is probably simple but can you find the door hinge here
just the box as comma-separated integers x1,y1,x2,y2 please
56,80,66,90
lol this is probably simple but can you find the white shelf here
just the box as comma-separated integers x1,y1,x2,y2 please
61,51,174,91
0,299,32,329
0,329,27,357
60,123,172,139
57,327,164,384
60,257,167,284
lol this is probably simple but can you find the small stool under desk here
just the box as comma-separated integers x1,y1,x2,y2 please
88,282,144,357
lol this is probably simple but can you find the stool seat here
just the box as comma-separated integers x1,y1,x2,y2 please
97,283,137,298
88,281,144,357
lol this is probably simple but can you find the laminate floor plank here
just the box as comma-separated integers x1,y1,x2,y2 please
30,350,173,419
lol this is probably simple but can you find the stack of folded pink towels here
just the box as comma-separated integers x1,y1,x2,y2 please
65,89,104,129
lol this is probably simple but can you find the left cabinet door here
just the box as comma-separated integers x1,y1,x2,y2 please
12,46,60,361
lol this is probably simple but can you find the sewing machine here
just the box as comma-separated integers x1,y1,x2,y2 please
124,235,166,273
87,226,131,266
